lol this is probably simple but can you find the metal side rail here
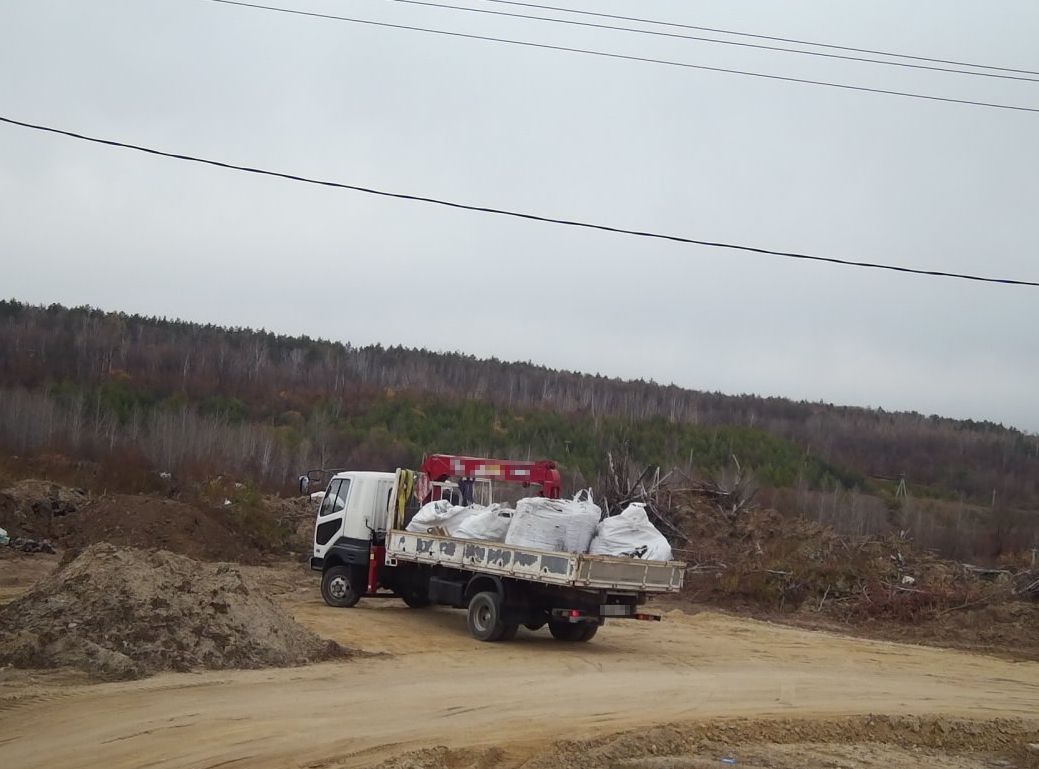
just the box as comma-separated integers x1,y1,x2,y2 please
387,529,684,592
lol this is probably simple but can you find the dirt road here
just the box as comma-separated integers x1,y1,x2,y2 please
4,574,1039,769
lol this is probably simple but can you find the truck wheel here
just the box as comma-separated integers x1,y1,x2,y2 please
466,591,510,642
321,565,363,608
549,620,597,642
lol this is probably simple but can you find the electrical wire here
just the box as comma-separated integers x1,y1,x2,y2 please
482,0,1039,77
204,0,1039,114
2,114,1036,288
379,0,1039,83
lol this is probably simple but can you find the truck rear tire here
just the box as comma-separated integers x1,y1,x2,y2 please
321,565,363,608
466,591,513,642
578,623,599,642
549,620,598,642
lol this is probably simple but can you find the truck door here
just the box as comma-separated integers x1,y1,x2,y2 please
313,477,352,560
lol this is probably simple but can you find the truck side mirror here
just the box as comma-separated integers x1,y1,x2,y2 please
299,475,310,495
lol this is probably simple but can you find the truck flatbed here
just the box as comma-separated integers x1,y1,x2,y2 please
387,529,685,592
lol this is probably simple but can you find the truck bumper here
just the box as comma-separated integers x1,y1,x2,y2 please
599,605,661,621
309,556,324,572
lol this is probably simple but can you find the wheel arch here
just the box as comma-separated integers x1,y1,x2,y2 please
464,574,505,603
322,552,345,571
322,538,370,572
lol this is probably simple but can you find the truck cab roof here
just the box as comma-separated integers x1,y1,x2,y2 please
330,471,396,483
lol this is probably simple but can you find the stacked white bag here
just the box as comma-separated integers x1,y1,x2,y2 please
504,491,601,553
452,504,512,542
406,499,472,537
406,500,512,542
406,491,674,559
589,502,673,561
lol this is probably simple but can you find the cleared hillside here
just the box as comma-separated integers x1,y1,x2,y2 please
2,299,1038,563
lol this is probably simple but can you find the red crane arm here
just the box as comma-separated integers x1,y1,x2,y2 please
419,454,562,499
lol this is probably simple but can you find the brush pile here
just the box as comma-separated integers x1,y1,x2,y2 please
596,454,1039,632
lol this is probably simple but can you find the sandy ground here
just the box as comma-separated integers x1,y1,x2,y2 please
2,561,1039,768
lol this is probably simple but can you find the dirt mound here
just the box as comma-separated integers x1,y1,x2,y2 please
377,716,1039,769
0,543,348,679
375,747,506,769
0,479,89,537
538,715,1038,766
53,495,267,563
0,475,311,562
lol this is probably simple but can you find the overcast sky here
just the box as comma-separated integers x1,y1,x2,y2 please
1,0,1037,431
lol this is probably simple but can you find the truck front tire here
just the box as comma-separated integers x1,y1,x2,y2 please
321,565,363,608
466,591,517,642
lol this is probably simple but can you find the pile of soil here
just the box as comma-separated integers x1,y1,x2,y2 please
0,543,348,680
528,716,1039,769
0,479,89,538
0,478,310,563
376,716,1039,769
54,495,267,563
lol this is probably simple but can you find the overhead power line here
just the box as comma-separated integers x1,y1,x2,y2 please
380,0,1039,83
205,0,1039,114
482,0,1039,77
2,114,1036,288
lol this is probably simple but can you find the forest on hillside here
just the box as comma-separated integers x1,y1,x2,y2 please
0,300,1036,560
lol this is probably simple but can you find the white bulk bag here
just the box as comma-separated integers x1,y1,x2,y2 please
503,498,567,551
452,504,513,542
565,490,603,553
589,503,673,561
406,500,476,535
504,491,601,553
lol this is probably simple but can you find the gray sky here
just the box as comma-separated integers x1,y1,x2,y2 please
2,0,1037,431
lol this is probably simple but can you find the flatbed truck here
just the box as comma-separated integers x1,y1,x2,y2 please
307,454,684,642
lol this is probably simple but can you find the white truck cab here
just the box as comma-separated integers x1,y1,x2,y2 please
312,471,394,567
